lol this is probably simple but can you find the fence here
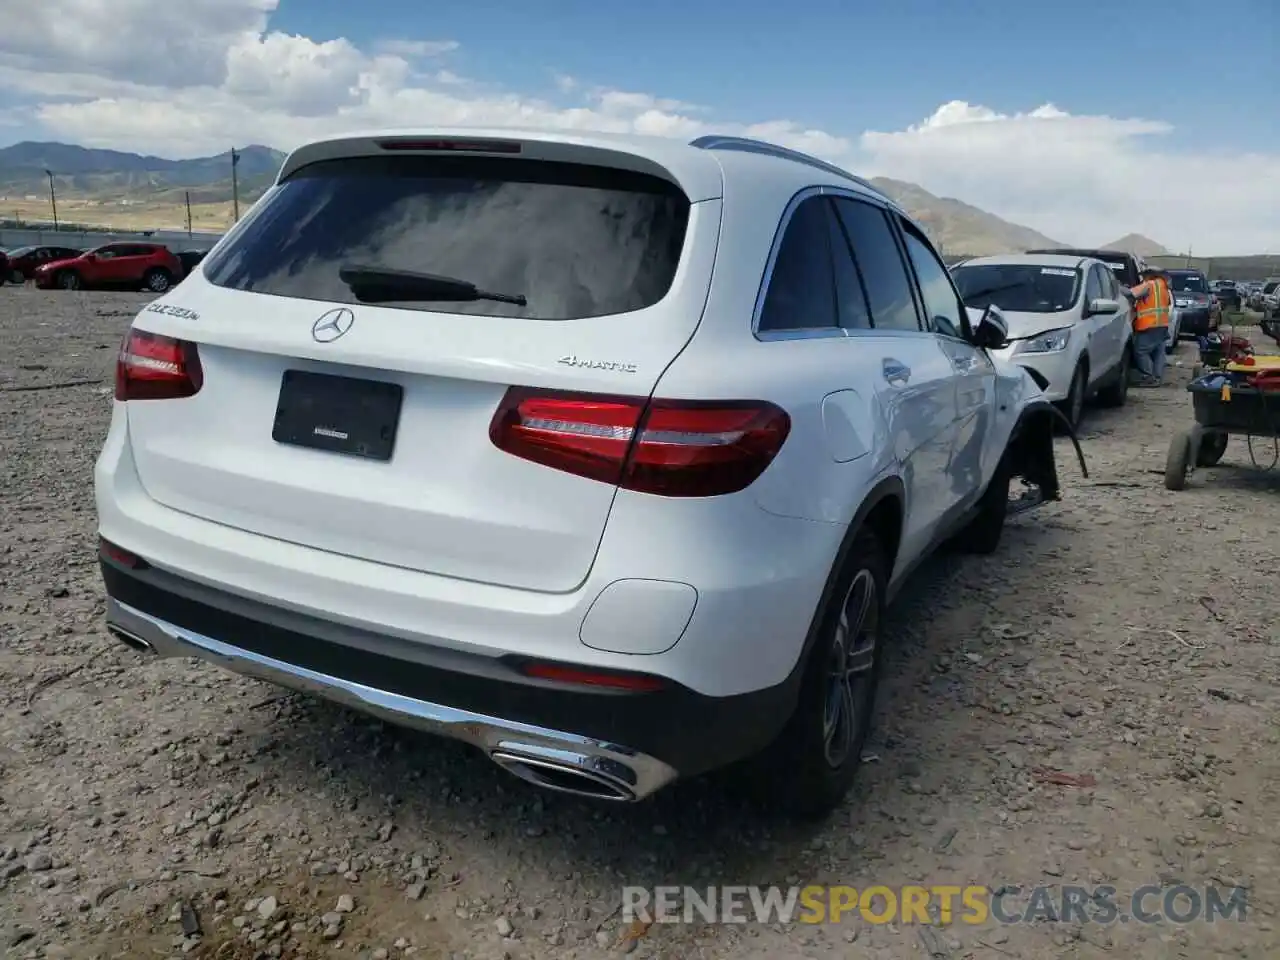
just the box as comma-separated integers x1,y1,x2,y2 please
1,227,223,253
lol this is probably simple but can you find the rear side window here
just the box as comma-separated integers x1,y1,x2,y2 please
202,155,690,321
758,196,838,332
831,198,921,332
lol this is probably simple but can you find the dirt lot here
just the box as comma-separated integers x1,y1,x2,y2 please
2,288,1278,960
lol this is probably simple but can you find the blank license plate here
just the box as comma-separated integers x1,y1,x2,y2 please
272,369,403,462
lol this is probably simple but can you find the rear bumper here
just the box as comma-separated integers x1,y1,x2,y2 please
101,556,796,793
1177,308,1214,336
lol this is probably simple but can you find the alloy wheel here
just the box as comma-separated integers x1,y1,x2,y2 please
822,569,878,768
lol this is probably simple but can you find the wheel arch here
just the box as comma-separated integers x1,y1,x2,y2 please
777,475,905,703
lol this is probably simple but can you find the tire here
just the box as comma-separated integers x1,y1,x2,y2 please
953,454,1010,555
1055,362,1087,433
1095,347,1130,408
754,525,887,819
1164,431,1192,490
56,270,81,290
1195,431,1228,467
143,268,173,293
7,269,21,285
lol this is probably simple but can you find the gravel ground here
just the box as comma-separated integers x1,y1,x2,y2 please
2,288,1278,960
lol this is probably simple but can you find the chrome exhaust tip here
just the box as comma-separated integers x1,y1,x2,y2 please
490,750,636,802
108,626,154,654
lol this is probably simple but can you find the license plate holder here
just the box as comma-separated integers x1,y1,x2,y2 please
272,370,403,462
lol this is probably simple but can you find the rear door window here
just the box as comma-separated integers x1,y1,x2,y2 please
831,198,921,332
202,155,691,321
758,195,838,332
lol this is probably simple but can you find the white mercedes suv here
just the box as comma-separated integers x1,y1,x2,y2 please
96,129,1073,817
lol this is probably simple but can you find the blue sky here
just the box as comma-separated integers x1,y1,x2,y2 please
273,0,1277,149
1,0,1277,252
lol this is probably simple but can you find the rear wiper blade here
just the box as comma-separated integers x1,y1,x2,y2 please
338,266,527,306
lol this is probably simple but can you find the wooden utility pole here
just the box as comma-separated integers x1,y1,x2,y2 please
185,191,193,237
44,169,58,231
231,148,241,223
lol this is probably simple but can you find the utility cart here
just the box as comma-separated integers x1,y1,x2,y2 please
1164,354,1280,490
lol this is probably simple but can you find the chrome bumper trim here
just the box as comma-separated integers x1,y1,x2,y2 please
105,597,679,801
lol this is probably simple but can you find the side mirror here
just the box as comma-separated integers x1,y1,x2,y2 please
969,305,1008,350
1086,297,1120,316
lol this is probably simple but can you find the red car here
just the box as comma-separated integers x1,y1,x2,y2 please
4,244,85,283
34,242,184,293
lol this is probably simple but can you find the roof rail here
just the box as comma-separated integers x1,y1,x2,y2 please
690,135,888,199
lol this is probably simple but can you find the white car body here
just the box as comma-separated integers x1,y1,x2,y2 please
95,128,1072,811
951,254,1133,422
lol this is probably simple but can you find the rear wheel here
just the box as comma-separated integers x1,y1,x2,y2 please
143,268,173,293
755,526,886,819
56,270,81,290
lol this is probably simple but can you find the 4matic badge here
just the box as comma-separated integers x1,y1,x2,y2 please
557,355,638,374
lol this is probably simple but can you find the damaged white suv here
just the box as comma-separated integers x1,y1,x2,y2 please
95,129,1076,817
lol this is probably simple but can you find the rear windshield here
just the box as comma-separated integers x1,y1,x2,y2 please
951,263,1080,313
1264,281,1279,294
1168,272,1207,293
202,155,691,320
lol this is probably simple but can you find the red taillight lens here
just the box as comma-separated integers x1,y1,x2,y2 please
521,662,667,692
99,536,144,568
489,388,790,497
115,328,203,401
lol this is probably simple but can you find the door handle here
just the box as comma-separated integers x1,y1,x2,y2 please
882,358,911,385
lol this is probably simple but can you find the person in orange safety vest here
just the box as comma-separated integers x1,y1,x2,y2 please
1128,268,1173,385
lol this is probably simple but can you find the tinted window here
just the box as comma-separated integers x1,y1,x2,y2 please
898,220,966,339
953,264,1081,313
831,198,920,332
203,155,690,321
759,196,837,331
1167,272,1208,293
825,202,872,330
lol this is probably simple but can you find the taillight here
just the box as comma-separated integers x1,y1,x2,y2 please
489,388,790,497
115,328,203,401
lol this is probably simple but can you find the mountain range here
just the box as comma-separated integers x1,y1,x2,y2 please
0,140,1170,258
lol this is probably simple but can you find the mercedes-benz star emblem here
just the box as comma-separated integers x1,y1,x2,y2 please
312,307,355,343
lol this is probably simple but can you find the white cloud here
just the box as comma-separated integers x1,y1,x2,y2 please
0,3,1276,254
859,101,1280,255
374,39,459,58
